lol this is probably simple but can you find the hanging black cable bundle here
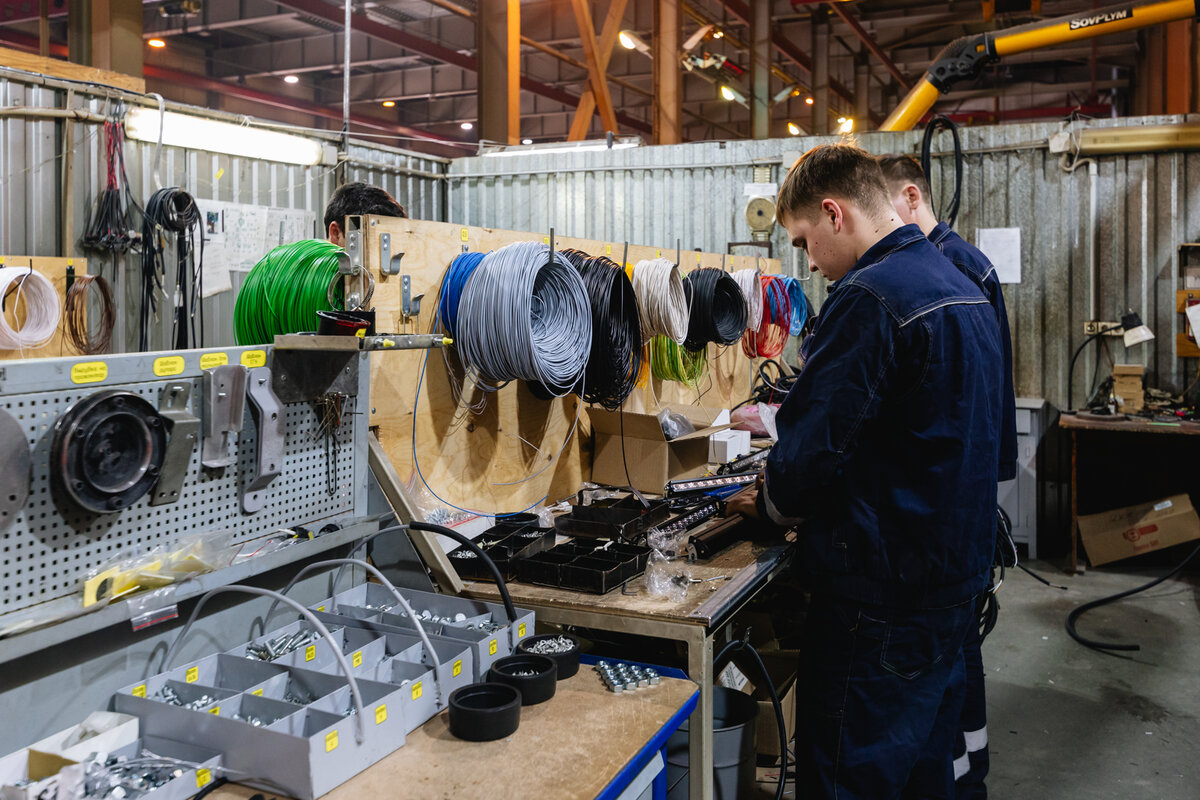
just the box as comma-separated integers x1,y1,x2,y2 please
83,103,141,255
139,187,204,351
572,253,643,410
920,114,964,229
682,268,747,351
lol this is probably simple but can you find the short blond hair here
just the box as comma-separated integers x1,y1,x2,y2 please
777,142,892,222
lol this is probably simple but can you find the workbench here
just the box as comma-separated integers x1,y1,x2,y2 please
213,669,698,800
463,537,795,800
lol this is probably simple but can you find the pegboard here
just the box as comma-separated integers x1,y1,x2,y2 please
0,345,368,616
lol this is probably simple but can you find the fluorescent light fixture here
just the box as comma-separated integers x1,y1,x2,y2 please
805,96,814,105
147,38,166,48
125,107,329,166
837,117,854,134
481,137,642,158
382,100,395,107
619,30,650,54
283,74,299,84
683,24,714,53
460,121,474,131
787,122,801,136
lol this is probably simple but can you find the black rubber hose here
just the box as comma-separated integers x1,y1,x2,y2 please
408,520,519,626
713,639,788,800
1066,540,1200,652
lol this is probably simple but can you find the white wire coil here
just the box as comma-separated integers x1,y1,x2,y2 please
733,268,763,332
0,267,61,350
631,257,689,345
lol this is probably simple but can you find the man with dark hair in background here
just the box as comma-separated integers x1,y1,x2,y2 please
728,142,1003,799
323,182,407,246
878,153,1017,800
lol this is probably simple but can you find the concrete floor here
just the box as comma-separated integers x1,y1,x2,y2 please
755,559,1200,798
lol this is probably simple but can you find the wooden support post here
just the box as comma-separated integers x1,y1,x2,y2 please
567,0,630,140
654,0,682,144
749,0,770,139
38,0,49,57
86,0,143,77
570,0,620,135
477,0,521,144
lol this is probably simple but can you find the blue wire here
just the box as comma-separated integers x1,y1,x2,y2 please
438,251,486,337
783,276,809,336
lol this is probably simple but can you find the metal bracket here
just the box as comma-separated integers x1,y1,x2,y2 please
243,366,285,514
201,365,248,468
401,275,423,322
379,233,404,276
150,381,200,506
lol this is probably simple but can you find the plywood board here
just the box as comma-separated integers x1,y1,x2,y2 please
359,217,781,515
0,256,89,361
0,45,145,93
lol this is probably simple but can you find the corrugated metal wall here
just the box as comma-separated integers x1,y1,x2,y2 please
449,116,1200,410
0,72,448,351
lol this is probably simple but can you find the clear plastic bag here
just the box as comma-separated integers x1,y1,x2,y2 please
404,471,477,527
644,528,691,601
657,408,696,440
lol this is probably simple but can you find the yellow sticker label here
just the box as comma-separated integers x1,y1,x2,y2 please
208,706,220,716
199,352,228,369
152,356,185,377
518,623,527,639
132,684,146,698
411,681,423,701
251,688,263,697
542,236,550,245
317,605,326,612
352,651,362,668
185,666,199,683
325,731,338,752
196,770,212,789
70,361,107,384
375,705,387,725
656,249,661,257
305,645,316,662
697,253,702,263
460,227,469,242
452,660,463,677
605,244,612,255
240,349,266,368
488,639,498,656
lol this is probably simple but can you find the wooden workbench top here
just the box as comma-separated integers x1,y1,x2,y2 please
1058,413,1200,435
464,539,793,627
214,671,697,800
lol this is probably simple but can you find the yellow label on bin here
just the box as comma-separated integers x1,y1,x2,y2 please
196,770,212,788
411,681,423,701
152,356,184,377
199,352,228,369
488,639,498,656
518,623,527,639
375,705,387,725
352,651,362,668
452,660,463,677
132,684,146,698
251,688,263,697
460,227,469,242
208,706,220,716
240,350,266,368
325,731,338,752
305,645,316,662
70,361,107,384
317,605,326,612
185,666,199,683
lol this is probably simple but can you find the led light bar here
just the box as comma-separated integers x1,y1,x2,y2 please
653,500,722,537
665,472,758,497
717,446,772,475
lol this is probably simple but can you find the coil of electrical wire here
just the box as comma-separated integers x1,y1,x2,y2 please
781,275,809,336
438,251,486,339
732,268,764,332
234,240,346,345
454,241,592,394
568,251,643,409
139,186,204,351
631,257,689,345
650,335,707,385
682,268,747,351
63,274,116,355
0,267,60,350
742,275,792,359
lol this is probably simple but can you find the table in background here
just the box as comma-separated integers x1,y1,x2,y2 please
464,537,795,800
1059,414,1200,572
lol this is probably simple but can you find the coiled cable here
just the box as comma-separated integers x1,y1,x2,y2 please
631,257,689,345
139,186,204,351
782,275,809,336
742,275,792,359
563,251,643,409
438,251,486,339
732,268,764,332
650,335,707,385
234,240,345,345
0,267,60,350
682,268,747,350
64,273,116,355
455,241,592,395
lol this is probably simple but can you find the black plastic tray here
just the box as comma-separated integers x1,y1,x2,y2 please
553,495,670,541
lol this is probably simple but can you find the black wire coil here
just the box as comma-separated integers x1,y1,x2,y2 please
140,187,204,351
682,268,747,350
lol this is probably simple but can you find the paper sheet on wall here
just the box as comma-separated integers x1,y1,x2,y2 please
195,200,318,297
976,227,1022,284
1185,302,1200,343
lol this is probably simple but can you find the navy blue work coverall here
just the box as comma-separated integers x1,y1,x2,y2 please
756,225,1003,800
930,220,1018,799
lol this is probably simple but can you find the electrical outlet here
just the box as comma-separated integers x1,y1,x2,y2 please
1083,320,1122,336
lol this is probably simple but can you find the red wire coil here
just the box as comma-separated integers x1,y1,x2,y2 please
741,275,792,359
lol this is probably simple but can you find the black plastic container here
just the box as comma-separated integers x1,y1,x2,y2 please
515,634,581,680
496,512,540,528
448,683,522,741
487,654,558,705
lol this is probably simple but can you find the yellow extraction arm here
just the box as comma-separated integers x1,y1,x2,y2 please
881,0,1199,131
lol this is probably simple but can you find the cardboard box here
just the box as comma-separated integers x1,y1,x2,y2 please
1078,494,1200,566
734,649,797,761
1112,364,1145,412
709,429,751,464
589,404,731,493
0,749,79,800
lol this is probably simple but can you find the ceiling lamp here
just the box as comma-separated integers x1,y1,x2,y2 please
618,30,651,54
720,85,746,104
804,96,814,105
382,100,395,108
787,122,801,136
147,38,166,48
124,107,331,166
461,121,474,131
837,117,854,133
283,75,300,84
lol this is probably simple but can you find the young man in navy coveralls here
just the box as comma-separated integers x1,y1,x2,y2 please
879,154,1018,799
728,143,1003,799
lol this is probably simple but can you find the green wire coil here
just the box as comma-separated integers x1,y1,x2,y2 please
650,334,708,385
234,239,345,345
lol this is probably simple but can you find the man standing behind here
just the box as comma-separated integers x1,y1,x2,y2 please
728,143,1002,799
324,182,408,246
879,154,1017,799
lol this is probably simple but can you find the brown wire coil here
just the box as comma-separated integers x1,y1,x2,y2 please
64,273,116,355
